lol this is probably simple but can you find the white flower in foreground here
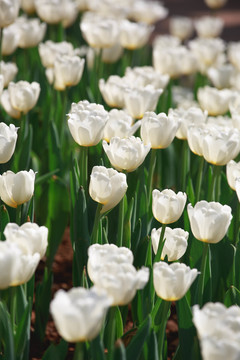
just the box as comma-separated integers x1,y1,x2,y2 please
89,166,128,214
0,61,18,88
151,227,188,261
103,136,150,172
152,189,187,224
0,170,35,208
194,16,224,39
0,123,18,163
197,86,232,116
226,160,240,190
91,262,149,306
169,16,194,41
0,0,20,28
7,81,40,114
68,100,108,146
140,111,180,148
4,222,48,259
103,109,140,142
193,302,240,360
87,243,133,283
0,241,40,289
153,262,198,301
187,200,232,244
50,287,111,342
187,124,208,156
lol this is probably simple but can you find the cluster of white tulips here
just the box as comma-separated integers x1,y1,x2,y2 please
0,0,240,359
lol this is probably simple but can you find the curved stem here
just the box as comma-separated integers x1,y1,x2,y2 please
197,243,209,307
157,300,171,360
207,165,222,202
195,156,204,204
147,149,157,208
181,140,190,192
155,224,167,263
73,342,85,360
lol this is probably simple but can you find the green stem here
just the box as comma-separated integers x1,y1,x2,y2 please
207,165,222,202
197,243,209,307
157,300,171,360
116,195,125,247
79,146,88,191
181,140,190,192
195,156,204,204
106,306,116,360
147,149,157,208
91,203,103,244
155,224,167,263
10,286,17,335
73,342,85,360
234,200,240,245
15,205,22,225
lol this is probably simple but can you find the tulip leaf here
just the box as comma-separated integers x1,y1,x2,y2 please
115,306,124,339
0,205,10,240
126,315,151,360
42,339,68,360
0,301,15,360
14,299,32,360
224,286,240,307
48,121,62,173
113,340,126,360
90,335,105,360
132,219,142,261
176,295,198,360
123,197,134,249
18,124,33,171
235,241,240,289
147,329,159,360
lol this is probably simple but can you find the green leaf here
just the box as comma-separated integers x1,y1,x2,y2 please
123,197,134,249
147,330,159,360
224,286,240,307
0,301,15,360
113,340,126,360
48,121,62,173
35,169,60,186
115,306,124,339
42,339,68,360
126,315,151,360
90,335,105,360
0,205,10,240
14,299,32,359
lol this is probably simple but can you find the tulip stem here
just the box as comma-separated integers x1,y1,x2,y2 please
147,149,157,208
207,165,222,202
181,140,190,192
10,286,17,335
197,243,209,307
73,342,85,360
157,300,171,360
195,156,205,204
105,306,116,360
233,199,240,245
91,203,103,244
80,146,88,191
15,205,22,225
155,224,166,263
117,196,125,247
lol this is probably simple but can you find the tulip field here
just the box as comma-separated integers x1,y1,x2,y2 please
1,0,240,359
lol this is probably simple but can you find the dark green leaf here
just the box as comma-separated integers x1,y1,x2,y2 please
126,315,151,360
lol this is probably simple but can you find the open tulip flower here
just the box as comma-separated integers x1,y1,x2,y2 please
0,123,18,163
153,262,199,301
152,188,187,224
89,166,128,214
50,287,112,342
0,169,35,208
226,160,240,190
0,0,20,28
103,136,151,172
187,200,232,244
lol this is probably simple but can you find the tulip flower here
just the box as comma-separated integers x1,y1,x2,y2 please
129,0,168,25
187,200,232,244
119,19,154,50
151,227,188,261
204,0,228,9
38,40,76,68
99,75,128,108
20,0,36,14
50,287,112,342
0,0,20,28
197,86,232,116
0,61,18,88
4,222,48,259
15,16,47,49
153,262,198,301
226,160,240,191
169,16,194,41
87,243,134,283
103,136,151,172
35,0,64,24
0,123,18,163
152,189,187,224
89,166,128,213
140,111,180,148
208,63,235,89
125,66,170,90
68,100,108,147
194,16,224,39
2,24,20,56
0,169,35,208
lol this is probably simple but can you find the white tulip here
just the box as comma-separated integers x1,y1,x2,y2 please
68,100,108,146
153,262,198,301
20,0,35,14
38,40,76,68
15,16,46,48
50,287,112,342
0,123,18,163
2,23,20,56
89,166,128,213
169,16,194,41
151,227,188,261
0,0,20,28
194,16,224,39
197,86,232,116
4,222,48,259
129,0,168,25
103,136,150,172
125,66,170,90
8,81,40,114
1,89,21,119
0,61,18,88
207,64,235,89
119,19,153,50
99,75,128,108
0,169,35,208
187,200,232,243
226,160,240,190
152,189,187,224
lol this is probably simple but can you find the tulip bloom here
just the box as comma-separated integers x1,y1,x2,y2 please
197,86,231,116
119,20,153,50
226,160,240,191
187,200,232,244
194,16,224,39
0,123,18,163
0,170,35,208
152,189,187,224
16,16,46,48
103,136,150,172
169,16,194,41
50,287,112,342
0,61,18,88
153,262,198,301
89,166,128,214
0,0,20,28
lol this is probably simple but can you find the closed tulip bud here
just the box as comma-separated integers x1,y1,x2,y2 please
0,123,18,163
50,287,112,342
0,61,18,87
187,200,232,243
151,227,188,261
153,262,198,301
87,243,134,283
1,89,21,119
7,81,40,114
101,42,123,64
152,189,187,224
89,166,128,214
141,111,180,148
0,0,20,28
0,241,40,289
68,100,108,146
226,160,240,190
91,262,149,306
35,0,63,24
0,169,35,208
207,64,235,90
103,136,150,172
4,222,48,259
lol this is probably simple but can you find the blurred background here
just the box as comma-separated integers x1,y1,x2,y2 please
155,0,240,40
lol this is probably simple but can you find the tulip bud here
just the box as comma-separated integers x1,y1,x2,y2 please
0,123,18,163
0,170,35,208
